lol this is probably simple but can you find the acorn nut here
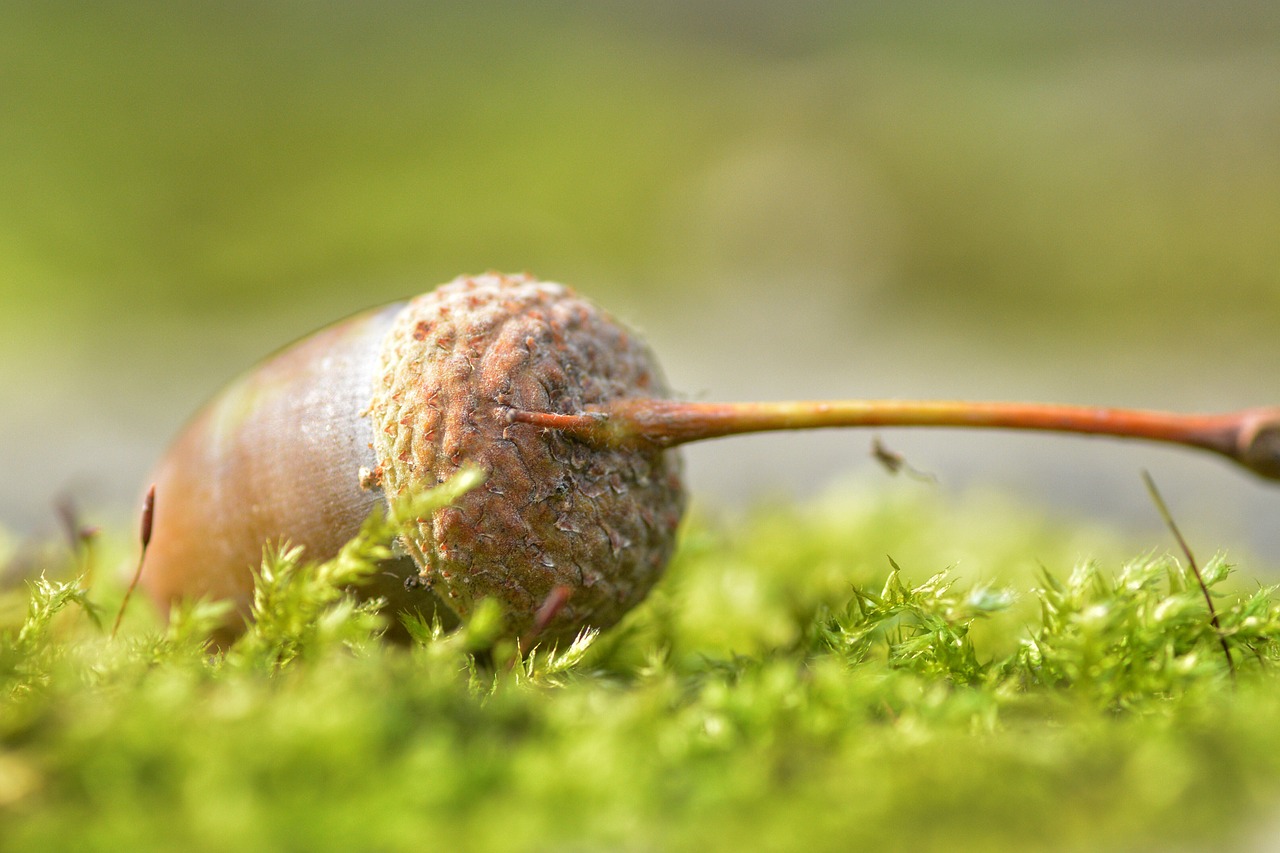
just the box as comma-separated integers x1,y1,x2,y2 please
140,272,1280,645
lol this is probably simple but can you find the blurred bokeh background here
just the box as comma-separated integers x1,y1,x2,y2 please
3,1,1280,560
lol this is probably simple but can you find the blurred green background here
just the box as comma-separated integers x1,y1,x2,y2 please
3,1,1280,556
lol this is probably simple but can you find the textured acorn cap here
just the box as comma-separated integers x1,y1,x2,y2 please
366,274,685,642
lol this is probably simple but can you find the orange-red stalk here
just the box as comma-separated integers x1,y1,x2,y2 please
508,400,1280,482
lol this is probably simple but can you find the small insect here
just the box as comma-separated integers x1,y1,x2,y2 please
871,436,937,483
403,574,432,593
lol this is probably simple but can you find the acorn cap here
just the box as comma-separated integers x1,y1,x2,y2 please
366,274,686,642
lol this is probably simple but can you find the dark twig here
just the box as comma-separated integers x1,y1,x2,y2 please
1141,470,1235,679
112,485,156,639
56,494,101,584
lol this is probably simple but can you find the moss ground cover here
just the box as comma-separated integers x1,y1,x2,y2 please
4,481,1280,852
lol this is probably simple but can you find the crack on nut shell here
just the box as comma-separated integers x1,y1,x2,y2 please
364,274,685,643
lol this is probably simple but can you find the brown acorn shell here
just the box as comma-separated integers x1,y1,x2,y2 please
142,273,685,644
367,274,685,642
141,302,457,636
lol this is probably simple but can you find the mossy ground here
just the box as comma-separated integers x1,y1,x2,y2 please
4,480,1280,852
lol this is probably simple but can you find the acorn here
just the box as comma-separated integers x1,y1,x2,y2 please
143,274,683,643
141,272,1280,644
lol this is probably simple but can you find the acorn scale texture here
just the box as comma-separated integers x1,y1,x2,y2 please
366,274,685,642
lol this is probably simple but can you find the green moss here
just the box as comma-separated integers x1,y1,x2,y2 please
3,481,1280,851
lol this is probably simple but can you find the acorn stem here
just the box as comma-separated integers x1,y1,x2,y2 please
508,399,1280,482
